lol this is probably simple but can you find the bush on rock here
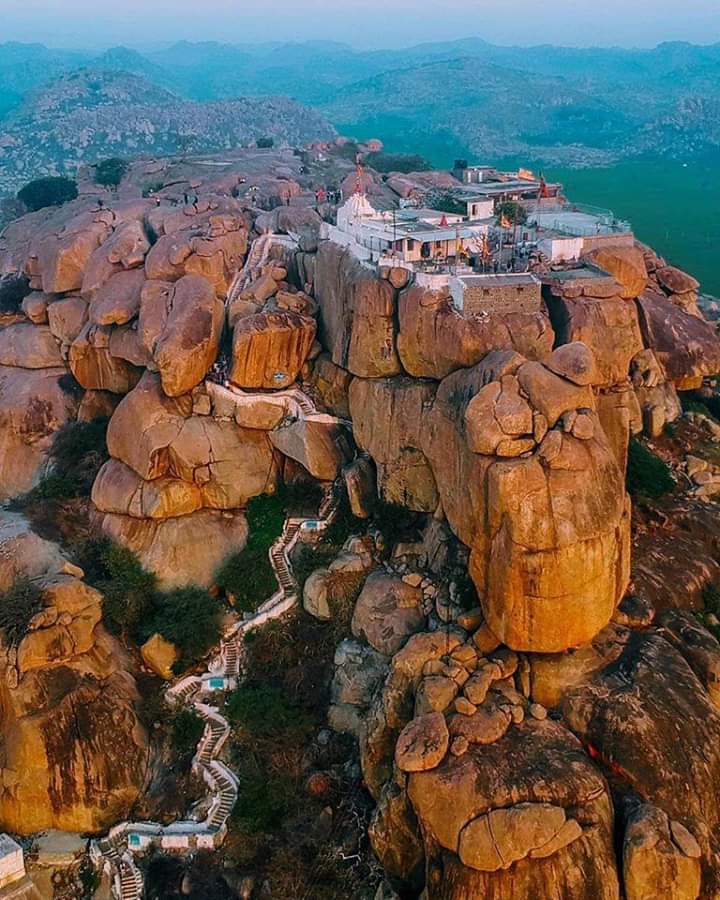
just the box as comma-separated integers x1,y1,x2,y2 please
626,438,675,500
0,577,44,646
17,176,78,211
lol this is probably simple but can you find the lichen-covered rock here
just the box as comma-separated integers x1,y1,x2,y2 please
422,355,630,653
106,371,190,480
139,274,224,397
314,242,401,378
585,245,649,299
352,572,426,656
544,291,644,387
69,322,142,394
395,712,449,772
230,310,316,390
623,804,701,900
563,619,720,895
103,374,278,510
0,322,63,369
269,413,348,481
92,458,204,519
47,295,88,346
310,353,352,418
81,219,150,296
144,215,248,296
655,266,700,297
88,267,146,326
29,211,112,294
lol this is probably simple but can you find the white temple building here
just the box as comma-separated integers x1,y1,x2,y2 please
326,192,491,287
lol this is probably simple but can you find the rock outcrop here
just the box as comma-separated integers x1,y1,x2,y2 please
315,242,401,378
0,516,147,834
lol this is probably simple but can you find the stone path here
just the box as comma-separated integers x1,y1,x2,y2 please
92,474,339,899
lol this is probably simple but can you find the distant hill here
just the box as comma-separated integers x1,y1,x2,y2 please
0,36,719,191
0,67,336,195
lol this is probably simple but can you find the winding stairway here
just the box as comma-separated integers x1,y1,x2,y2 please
92,475,339,899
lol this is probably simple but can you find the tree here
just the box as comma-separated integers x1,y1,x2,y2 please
17,176,78,212
366,152,431,174
95,157,128,188
495,200,528,226
256,136,274,149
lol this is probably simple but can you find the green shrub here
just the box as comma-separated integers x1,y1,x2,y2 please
141,587,222,665
372,500,422,546
256,136,275,149
703,582,720,616
25,418,109,503
78,539,220,664
232,764,293,834
496,200,528,226
77,538,156,637
626,438,675,499
681,394,719,423
169,707,205,759
142,180,165,197
226,683,311,741
0,577,44,646
215,490,291,612
17,176,78,211
366,152,431,173
95,157,128,188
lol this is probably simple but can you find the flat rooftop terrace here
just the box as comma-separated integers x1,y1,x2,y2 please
533,209,631,235
456,273,541,287
540,264,612,282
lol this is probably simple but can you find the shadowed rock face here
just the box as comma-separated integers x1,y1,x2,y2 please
562,622,720,895
0,365,80,499
636,290,720,384
314,242,401,378
349,376,439,512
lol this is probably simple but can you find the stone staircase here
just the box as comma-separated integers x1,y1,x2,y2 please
93,459,340,899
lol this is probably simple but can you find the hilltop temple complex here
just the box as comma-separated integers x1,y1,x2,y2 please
0,141,718,899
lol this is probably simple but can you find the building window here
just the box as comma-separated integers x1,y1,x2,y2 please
406,239,415,251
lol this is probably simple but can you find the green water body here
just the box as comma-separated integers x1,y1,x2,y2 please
508,157,720,297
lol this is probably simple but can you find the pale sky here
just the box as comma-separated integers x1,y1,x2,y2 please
1,0,719,50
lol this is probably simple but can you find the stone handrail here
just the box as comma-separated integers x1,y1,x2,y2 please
92,450,340,899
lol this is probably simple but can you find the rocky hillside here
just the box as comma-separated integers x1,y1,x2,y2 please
3,38,720,171
0,67,336,195
0,147,720,897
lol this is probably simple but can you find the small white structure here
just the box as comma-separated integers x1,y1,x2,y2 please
538,235,584,263
462,197,495,220
0,836,24,890
330,193,489,271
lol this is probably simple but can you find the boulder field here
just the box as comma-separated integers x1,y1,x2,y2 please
0,163,720,898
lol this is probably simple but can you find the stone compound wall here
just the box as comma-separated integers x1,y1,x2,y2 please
450,277,543,317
